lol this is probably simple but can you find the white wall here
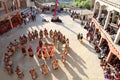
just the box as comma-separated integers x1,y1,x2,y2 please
107,0,120,5
26,0,35,7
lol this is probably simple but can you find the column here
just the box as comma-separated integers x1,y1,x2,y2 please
106,51,113,62
97,5,102,21
93,2,97,14
15,0,19,9
3,2,9,13
114,28,120,43
112,11,116,23
104,11,111,29
94,28,98,35
8,17,13,29
98,37,104,46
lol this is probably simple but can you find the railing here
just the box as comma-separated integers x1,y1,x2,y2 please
92,18,120,59
0,9,20,21
100,0,120,9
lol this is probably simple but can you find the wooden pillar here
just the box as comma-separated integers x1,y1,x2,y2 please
98,37,104,46
104,11,111,29
9,18,13,29
3,2,9,13
114,28,120,43
97,5,102,21
15,0,19,9
94,28,98,35
106,51,113,62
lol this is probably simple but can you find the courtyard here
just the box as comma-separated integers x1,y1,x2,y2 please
0,13,104,80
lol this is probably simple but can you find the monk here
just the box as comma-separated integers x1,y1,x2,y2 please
21,45,27,56
42,47,47,59
39,39,43,49
28,31,32,41
49,29,53,38
14,39,19,50
44,28,48,37
29,68,38,80
32,31,35,40
39,30,43,39
62,53,67,63
49,45,54,58
28,45,34,57
41,63,48,75
52,59,58,70
38,50,42,59
35,30,38,39
15,66,24,79
5,63,13,74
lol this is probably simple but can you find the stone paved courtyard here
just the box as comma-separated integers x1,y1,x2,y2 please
0,13,105,80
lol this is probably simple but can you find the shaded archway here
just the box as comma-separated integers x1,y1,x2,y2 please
98,5,108,26
93,1,100,18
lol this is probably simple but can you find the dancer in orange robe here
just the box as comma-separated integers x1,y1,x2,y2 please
49,45,54,58
21,45,26,56
38,50,42,59
43,47,47,59
28,45,34,57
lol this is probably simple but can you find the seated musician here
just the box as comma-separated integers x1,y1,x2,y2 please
29,68,38,80
5,63,13,74
15,66,24,79
52,59,58,70
10,43,16,52
41,63,48,75
15,66,20,73
4,53,9,63
7,50,13,56
14,39,19,50
28,45,34,57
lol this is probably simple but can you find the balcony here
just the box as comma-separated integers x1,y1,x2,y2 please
92,18,120,59
0,9,20,22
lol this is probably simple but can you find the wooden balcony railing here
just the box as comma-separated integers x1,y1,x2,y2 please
92,18,120,60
